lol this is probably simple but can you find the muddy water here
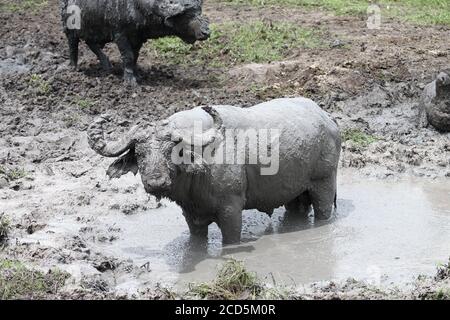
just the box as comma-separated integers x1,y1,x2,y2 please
8,170,449,291
93,171,450,288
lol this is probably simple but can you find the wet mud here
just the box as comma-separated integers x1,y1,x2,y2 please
1,0,449,298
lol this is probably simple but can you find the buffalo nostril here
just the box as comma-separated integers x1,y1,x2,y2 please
200,30,210,39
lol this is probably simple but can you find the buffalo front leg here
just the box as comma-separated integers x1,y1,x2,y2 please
86,42,112,72
310,174,337,220
66,32,79,69
115,35,137,85
183,212,209,240
217,198,244,245
132,42,143,66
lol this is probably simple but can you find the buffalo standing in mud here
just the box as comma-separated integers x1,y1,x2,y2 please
88,98,341,244
419,70,450,132
60,0,210,84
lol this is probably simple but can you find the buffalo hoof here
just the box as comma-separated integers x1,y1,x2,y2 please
69,62,80,72
124,72,138,87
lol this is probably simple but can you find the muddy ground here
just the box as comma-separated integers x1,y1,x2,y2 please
0,1,449,299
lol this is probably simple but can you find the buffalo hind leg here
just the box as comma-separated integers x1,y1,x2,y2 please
310,175,337,220
115,36,137,85
217,199,243,245
285,191,312,216
130,42,143,80
86,42,112,71
132,42,143,67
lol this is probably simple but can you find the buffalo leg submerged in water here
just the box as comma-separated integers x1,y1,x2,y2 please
309,174,337,220
285,191,312,216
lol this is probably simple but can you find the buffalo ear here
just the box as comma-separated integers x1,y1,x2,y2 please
106,149,138,179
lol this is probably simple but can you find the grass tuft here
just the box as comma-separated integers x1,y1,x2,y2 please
342,128,378,147
430,288,450,300
436,259,450,281
0,165,28,181
29,74,51,95
0,259,69,299
188,259,263,299
74,98,97,109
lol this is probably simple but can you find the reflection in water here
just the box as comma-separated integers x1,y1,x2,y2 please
168,202,348,274
153,199,356,281
101,175,450,287
423,183,450,216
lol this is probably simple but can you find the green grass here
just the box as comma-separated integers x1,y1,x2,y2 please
219,0,450,25
436,259,450,281
342,128,378,147
0,259,69,299
0,0,48,12
0,213,10,244
430,288,450,300
149,22,323,67
222,0,369,15
0,165,28,181
186,259,295,300
389,0,450,26
29,74,51,95
188,259,263,299
74,98,97,109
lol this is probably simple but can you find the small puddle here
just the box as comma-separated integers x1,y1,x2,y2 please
98,173,450,288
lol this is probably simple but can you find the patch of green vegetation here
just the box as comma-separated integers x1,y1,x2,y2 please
222,0,368,15
430,288,450,300
436,259,450,281
149,21,323,67
0,213,11,244
0,165,28,181
386,0,450,26
0,259,69,299
74,98,97,109
29,74,51,95
0,0,48,13
219,0,450,26
188,259,263,299
342,128,378,147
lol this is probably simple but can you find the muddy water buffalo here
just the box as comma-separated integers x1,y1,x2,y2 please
419,70,450,132
60,0,210,84
88,98,341,244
